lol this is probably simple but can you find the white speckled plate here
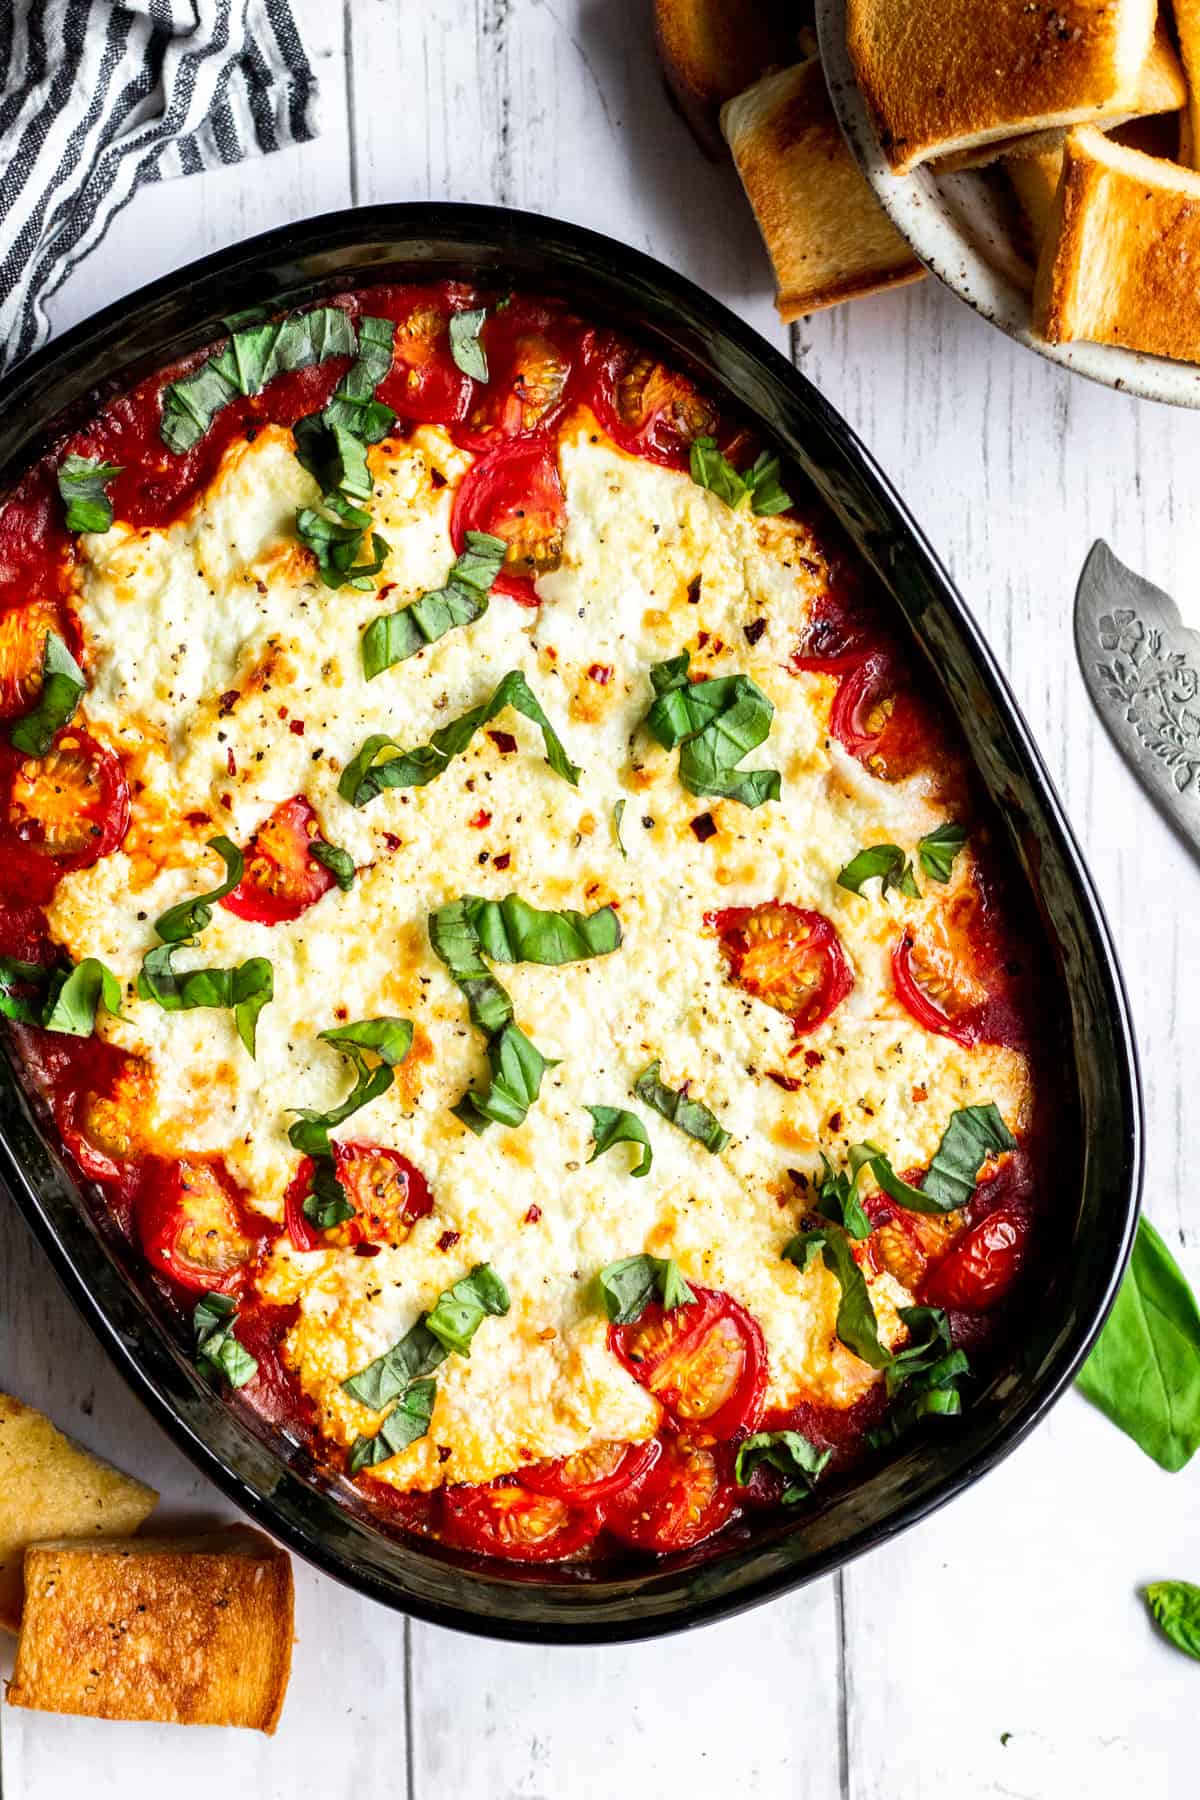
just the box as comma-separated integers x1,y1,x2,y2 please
815,0,1200,407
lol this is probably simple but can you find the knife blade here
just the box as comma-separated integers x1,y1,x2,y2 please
1075,539,1200,856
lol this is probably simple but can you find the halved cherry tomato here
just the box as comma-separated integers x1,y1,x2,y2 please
0,600,68,717
284,1142,433,1252
221,795,336,925
440,1480,601,1562
605,1430,737,1553
610,1286,767,1442
378,293,474,424
829,651,944,783
583,334,716,467
892,927,985,1046
864,1194,962,1291
523,1438,660,1506
709,903,854,1035
921,1206,1027,1312
451,435,566,604
460,300,581,443
59,1056,151,1191
791,563,883,674
138,1158,261,1294
4,728,130,871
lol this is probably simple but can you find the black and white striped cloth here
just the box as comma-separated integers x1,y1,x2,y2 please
0,0,320,375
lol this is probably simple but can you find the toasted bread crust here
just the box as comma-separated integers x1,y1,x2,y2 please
1176,0,1200,170
1007,148,1067,254
654,0,800,157
7,1527,294,1731
1034,124,1200,361
848,0,1157,174
723,60,923,319
0,1394,157,1633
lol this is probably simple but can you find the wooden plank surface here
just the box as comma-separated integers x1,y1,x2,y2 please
2,3,1195,1796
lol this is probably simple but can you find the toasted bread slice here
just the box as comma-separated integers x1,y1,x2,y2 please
1034,124,1200,360
1007,148,1066,253
655,0,802,157
847,0,1158,174
0,1394,157,1633
934,23,1185,171
1176,0,1200,168
723,60,923,319
7,1527,294,1731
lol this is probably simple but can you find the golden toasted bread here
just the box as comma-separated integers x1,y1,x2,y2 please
1007,148,1066,253
654,0,802,157
0,1394,157,1633
7,1527,294,1731
1175,0,1200,167
934,24,1185,171
847,0,1158,174
722,59,923,319
1033,124,1200,360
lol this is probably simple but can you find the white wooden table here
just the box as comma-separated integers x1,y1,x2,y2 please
2,5,1196,1794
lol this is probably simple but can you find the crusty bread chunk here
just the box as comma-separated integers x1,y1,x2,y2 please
723,60,923,319
7,1527,294,1731
847,0,1158,174
0,1393,157,1632
1175,0,1200,168
654,0,801,157
1034,124,1200,360
1008,148,1067,253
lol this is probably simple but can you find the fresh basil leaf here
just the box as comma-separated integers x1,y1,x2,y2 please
361,531,507,677
309,838,355,891
689,436,792,517
837,843,920,901
452,1021,558,1135
41,957,123,1036
194,1291,258,1389
464,894,621,966
586,1105,652,1178
448,307,489,381
428,898,515,1036
814,1151,873,1241
341,668,581,806
733,1430,831,1501
918,822,968,884
612,797,627,859
322,315,397,442
0,956,48,1024
645,651,779,809
882,1305,955,1398
160,306,357,452
848,1104,1017,1218
425,1263,511,1356
57,454,122,533
633,1060,731,1154
287,1016,414,1156
297,502,389,592
294,413,373,500
1076,1216,1200,1472
9,632,86,758
153,837,244,943
348,1377,438,1472
784,1227,890,1369
1144,1581,1200,1662
137,946,273,1057
865,1305,970,1447
596,1254,695,1324
301,1158,356,1229
343,1316,447,1410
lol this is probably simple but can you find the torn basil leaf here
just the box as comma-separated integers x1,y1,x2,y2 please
361,531,507,677
689,436,792,517
153,837,244,943
918,821,968,884
160,306,357,453
1076,1216,1200,1472
586,1105,652,1178
633,1060,731,1154
463,894,621,966
348,1378,437,1472
194,1292,258,1389
848,1104,1017,1218
813,1151,873,1241
733,1430,831,1501
1144,1581,1200,1662
783,1226,890,1369
837,843,920,901
10,632,85,758
612,797,627,859
448,306,489,381
867,1306,969,1448
645,651,780,808
302,1159,356,1229
321,314,397,442
340,668,580,806
596,1254,695,1324
425,1264,511,1356
343,1314,447,1410
452,1021,558,1136
309,838,355,891
294,413,373,500
41,957,124,1036
137,946,273,1058
296,500,389,592
428,898,515,1036
57,455,122,534
287,1016,414,1156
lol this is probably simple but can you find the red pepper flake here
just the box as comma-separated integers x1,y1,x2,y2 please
690,812,717,842
218,690,240,716
744,617,768,646
437,1230,461,1253
912,1084,928,1103
354,1243,382,1258
219,792,233,811
524,1204,542,1224
827,1110,844,1133
697,630,710,648
382,832,402,851
469,808,492,829
587,662,613,685
488,729,518,754
289,719,306,737
687,575,702,604
278,705,289,720
436,1443,452,1461
185,810,210,828
804,1049,824,1069
226,748,237,778
493,851,511,870
767,1071,803,1092
430,469,447,491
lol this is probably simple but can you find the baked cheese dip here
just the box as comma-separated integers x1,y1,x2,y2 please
0,287,1061,1563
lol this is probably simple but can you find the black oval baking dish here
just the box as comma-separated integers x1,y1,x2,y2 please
0,204,1141,1644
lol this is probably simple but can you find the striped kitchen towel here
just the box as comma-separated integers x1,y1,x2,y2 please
0,0,319,376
